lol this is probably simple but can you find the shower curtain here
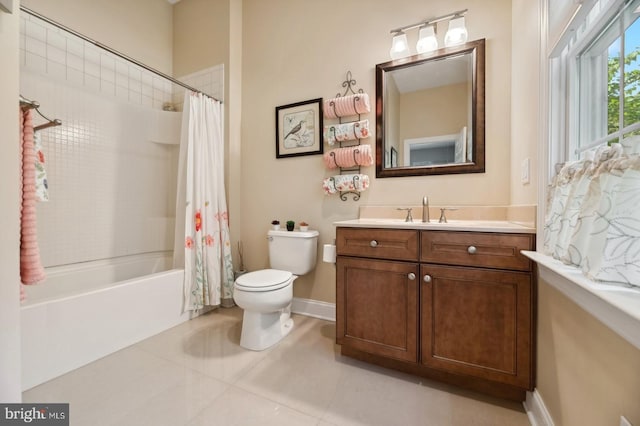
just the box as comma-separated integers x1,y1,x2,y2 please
174,92,234,312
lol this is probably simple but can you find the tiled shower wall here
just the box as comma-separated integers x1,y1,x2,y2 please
20,13,224,268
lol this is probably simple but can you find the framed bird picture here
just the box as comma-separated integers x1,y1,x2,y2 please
275,98,323,158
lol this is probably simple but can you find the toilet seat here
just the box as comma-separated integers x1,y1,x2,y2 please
234,269,292,292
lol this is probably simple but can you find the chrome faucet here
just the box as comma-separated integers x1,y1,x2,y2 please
422,196,430,223
397,207,413,222
439,207,458,223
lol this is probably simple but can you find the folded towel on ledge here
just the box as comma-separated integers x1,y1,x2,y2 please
34,132,49,202
324,119,370,145
324,94,371,119
322,174,370,195
323,145,374,169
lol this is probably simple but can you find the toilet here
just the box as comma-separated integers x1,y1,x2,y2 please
233,229,319,351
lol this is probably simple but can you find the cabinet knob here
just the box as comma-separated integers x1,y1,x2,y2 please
370,240,378,248
423,275,432,283
408,273,416,280
467,245,477,254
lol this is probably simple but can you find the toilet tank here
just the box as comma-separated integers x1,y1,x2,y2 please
268,230,319,275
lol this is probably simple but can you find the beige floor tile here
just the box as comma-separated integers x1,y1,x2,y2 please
186,387,319,426
105,365,229,426
23,307,530,426
136,308,270,384
234,316,349,417
23,345,170,407
320,361,455,426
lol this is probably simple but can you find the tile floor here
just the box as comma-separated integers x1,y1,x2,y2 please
23,308,531,425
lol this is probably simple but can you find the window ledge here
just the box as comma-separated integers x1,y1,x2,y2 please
523,251,640,351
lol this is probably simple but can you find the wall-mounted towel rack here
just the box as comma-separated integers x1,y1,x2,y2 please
323,71,371,201
19,95,62,131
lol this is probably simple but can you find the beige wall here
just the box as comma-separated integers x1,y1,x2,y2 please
510,0,539,204
240,0,512,303
537,280,640,425
0,3,23,401
399,83,468,143
21,0,174,74
172,0,229,78
398,83,468,163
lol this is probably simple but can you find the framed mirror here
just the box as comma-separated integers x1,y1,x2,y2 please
376,38,485,177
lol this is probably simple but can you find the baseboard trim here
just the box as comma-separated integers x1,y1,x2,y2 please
524,389,554,426
291,297,336,321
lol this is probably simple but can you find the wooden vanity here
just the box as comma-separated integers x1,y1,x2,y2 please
335,224,536,401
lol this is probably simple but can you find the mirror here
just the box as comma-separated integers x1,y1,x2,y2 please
376,38,485,177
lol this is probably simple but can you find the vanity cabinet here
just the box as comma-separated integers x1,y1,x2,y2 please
336,228,419,362
335,227,535,401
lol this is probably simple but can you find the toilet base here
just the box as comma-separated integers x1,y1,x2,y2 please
239,304,294,351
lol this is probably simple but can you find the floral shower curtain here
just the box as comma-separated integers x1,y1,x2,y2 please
174,92,234,311
543,140,640,288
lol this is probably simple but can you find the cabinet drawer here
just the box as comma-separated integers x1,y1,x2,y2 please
420,231,534,271
337,227,419,261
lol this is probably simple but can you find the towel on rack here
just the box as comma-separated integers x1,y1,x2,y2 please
20,108,46,285
323,94,371,119
323,145,374,169
324,119,370,145
322,174,370,195
34,132,49,202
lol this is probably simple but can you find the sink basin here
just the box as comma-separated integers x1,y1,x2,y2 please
333,218,536,234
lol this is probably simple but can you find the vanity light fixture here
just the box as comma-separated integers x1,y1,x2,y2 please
444,15,468,47
416,25,438,54
389,31,410,60
389,9,468,59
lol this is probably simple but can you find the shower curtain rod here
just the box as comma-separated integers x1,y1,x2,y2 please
21,6,222,104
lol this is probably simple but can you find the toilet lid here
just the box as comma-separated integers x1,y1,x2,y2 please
235,269,292,292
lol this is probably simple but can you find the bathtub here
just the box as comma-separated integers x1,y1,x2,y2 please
21,252,190,390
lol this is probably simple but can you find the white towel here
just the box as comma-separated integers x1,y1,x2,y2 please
324,119,370,145
34,132,49,202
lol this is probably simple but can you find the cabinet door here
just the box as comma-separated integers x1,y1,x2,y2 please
337,256,418,362
420,264,532,389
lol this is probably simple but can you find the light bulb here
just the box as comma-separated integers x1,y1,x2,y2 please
444,16,468,47
389,32,410,60
416,25,438,54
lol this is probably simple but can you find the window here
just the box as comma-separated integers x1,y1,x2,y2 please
549,0,640,165
578,0,640,152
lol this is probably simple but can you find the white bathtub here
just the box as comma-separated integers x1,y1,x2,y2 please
21,252,190,390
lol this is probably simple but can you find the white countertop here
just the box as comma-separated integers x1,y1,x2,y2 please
333,218,536,234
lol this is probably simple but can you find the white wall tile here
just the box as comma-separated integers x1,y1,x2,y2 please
67,68,84,86
47,61,66,81
84,60,100,78
66,53,83,72
25,20,46,41
84,44,100,65
46,30,66,50
116,72,128,89
21,12,184,267
67,38,83,57
25,36,46,57
25,52,46,74
47,46,66,65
